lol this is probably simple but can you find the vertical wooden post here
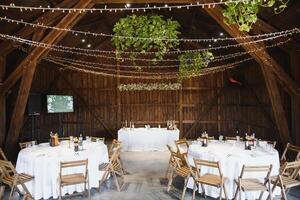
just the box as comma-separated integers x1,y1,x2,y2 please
0,56,6,147
178,87,183,138
260,66,291,145
290,51,300,145
116,63,121,130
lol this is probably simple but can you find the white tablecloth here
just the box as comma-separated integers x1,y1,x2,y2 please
187,141,280,199
16,141,109,199
118,128,179,151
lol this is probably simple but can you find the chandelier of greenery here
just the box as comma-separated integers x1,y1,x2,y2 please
223,0,289,32
118,83,182,91
112,15,180,65
178,51,214,80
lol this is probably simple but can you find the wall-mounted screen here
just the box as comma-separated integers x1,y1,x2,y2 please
47,95,74,113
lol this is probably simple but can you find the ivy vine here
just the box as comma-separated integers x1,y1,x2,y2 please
112,15,180,65
178,51,214,80
223,0,289,32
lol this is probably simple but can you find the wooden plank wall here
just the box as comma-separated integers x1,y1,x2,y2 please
17,59,282,143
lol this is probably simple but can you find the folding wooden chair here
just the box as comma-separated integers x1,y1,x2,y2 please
192,158,228,200
58,137,70,141
167,150,191,200
165,145,177,178
0,148,8,161
234,165,273,200
270,160,300,200
175,138,189,154
108,139,124,174
19,140,37,149
208,136,215,140
281,143,300,163
91,137,105,143
0,160,34,200
99,146,123,192
59,159,90,200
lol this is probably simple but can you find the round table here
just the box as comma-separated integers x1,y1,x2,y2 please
187,140,280,199
16,141,109,199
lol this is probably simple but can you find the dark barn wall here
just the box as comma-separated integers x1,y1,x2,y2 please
17,60,282,144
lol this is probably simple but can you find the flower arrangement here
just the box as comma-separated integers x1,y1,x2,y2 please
118,82,182,91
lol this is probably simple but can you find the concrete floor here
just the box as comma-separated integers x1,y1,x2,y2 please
4,151,300,199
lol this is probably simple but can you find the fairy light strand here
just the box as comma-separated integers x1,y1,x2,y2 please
0,0,251,14
0,16,298,43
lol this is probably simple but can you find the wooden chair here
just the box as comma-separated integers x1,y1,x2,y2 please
270,160,300,200
59,159,90,200
108,139,124,174
192,158,228,200
175,138,189,154
167,150,191,200
208,136,215,140
225,136,243,141
58,137,70,141
281,143,300,163
91,137,105,143
0,147,8,161
266,141,277,148
165,144,177,178
234,165,273,200
19,140,37,149
99,146,123,192
0,160,34,200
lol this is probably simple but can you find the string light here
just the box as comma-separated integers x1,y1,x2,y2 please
41,38,290,69
1,16,298,43
0,32,294,61
0,1,252,14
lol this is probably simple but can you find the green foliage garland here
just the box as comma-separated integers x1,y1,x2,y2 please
178,51,214,80
112,15,180,64
118,83,182,91
223,0,289,32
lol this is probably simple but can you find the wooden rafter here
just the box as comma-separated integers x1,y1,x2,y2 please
0,56,6,148
202,0,293,145
5,0,94,158
0,0,78,56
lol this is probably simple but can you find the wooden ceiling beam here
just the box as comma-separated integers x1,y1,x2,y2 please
202,0,294,145
202,0,299,97
4,0,94,159
0,0,78,56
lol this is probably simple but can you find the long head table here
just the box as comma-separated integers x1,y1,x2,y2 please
187,140,280,199
118,128,179,151
16,141,108,199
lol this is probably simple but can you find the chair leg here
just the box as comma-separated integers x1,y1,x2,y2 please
181,175,189,200
200,184,206,198
167,170,174,192
165,162,171,178
219,185,223,200
99,171,109,192
59,185,62,200
9,184,15,200
282,188,288,200
87,180,91,200
192,182,197,200
223,184,228,200
113,172,121,192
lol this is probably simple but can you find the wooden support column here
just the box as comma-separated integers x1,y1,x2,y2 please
202,0,299,98
178,87,183,137
5,0,93,159
202,0,294,145
0,56,6,147
290,51,300,145
260,66,291,145
116,64,121,130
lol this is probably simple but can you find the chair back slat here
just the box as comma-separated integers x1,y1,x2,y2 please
239,164,272,180
225,136,244,141
280,160,300,179
0,160,16,177
175,138,189,154
109,139,122,156
91,137,105,142
61,159,88,169
193,158,223,181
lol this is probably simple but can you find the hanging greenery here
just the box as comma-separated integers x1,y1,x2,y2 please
178,51,214,80
118,83,182,91
112,15,180,65
223,0,289,32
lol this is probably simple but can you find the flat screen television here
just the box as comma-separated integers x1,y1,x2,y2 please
47,95,74,113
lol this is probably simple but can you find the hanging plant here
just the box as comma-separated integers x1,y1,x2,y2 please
178,51,214,80
112,15,180,65
223,0,289,32
118,83,182,91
